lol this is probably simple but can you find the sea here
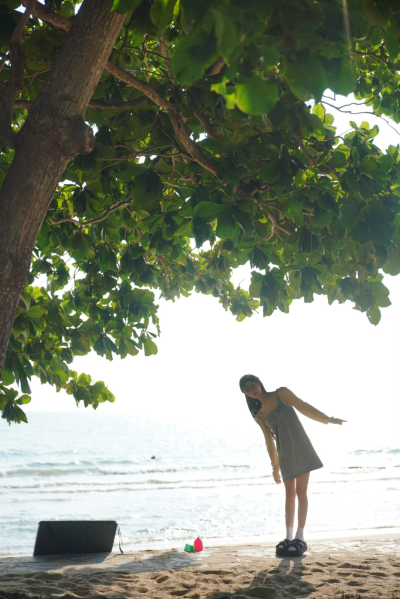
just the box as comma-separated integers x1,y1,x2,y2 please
1,411,399,556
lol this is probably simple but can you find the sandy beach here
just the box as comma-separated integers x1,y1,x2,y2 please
0,532,398,599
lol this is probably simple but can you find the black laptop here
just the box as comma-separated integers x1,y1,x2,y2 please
33,520,118,556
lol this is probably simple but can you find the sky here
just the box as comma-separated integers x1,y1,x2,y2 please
22,93,400,451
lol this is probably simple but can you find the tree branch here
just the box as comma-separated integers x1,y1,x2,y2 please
107,61,218,177
0,0,36,149
11,0,37,43
14,97,148,111
194,109,217,140
235,180,262,199
52,199,133,227
17,1,222,179
207,56,226,76
0,51,9,75
351,50,388,66
160,34,175,83
266,211,291,236
20,0,72,32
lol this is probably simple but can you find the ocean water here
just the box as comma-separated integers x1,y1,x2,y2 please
0,412,399,556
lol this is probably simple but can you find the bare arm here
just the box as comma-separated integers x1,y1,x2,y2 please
255,418,281,483
279,388,346,425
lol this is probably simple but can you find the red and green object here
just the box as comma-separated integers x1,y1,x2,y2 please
184,537,203,552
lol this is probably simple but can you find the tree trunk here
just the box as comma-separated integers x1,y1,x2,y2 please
0,0,124,377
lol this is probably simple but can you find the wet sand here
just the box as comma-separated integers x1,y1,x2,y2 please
0,532,398,598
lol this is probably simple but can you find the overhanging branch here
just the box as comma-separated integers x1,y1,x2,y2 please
52,198,133,227
106,61,219,177
19,0,219,178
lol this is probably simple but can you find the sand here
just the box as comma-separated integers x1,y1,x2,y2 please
0,533,398,599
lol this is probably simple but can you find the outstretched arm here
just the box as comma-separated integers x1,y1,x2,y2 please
255,418,281,483
279,388,346,425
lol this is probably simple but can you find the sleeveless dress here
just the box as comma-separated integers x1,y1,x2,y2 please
260,390,323,482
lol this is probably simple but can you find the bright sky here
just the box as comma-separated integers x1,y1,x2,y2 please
25,94,400,451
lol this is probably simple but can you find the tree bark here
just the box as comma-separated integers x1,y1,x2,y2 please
0,0,124,377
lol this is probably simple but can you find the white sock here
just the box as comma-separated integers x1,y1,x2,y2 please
288,526,305,551
286,527,294,540
295,526,305,542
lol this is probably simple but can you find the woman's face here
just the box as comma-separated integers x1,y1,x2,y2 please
242,381,262,399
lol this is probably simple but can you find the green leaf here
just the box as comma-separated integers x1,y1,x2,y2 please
362,0,388,27
378,154,395,173
284,195,303,216
314,203,332,227
367,304,381,326
1,370,15,385
312,104,325,120
235,77,278,115
369,281,391,307
109,0,142,14
382,29,399,63
28,305,44,319
70,233,95,261
332,55,357,96
259,159,281,183
72,335,91,355
172,30,217,84
212,10,239,62
16,394,31,405
283,56,327,102
150,0,177,36
193,218,210,248
50,230,61,249
341,205,359,228
124,338,139,357
193,201,222,222
250,39,279,70
360,159,377,176
216,208,237,238
144,338,158,356
295,169,307,189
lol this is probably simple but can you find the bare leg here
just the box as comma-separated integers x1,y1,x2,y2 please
284,478,296,529
296,471,310,529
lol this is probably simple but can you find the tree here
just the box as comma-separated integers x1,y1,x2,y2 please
0,0,399,424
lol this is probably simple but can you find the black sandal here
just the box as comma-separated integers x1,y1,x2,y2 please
275,538,292,556
287,538,307,557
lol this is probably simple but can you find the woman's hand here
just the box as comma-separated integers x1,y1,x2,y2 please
330,417,347,425
273,471,281,484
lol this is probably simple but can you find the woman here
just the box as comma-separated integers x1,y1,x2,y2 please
239,374,346,557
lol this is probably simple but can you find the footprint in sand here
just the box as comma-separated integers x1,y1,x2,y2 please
153,574,170,583
33,572,64,581
246,585,277,598
338,563,371,570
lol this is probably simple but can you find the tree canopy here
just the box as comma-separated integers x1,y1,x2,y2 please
0,0,399,424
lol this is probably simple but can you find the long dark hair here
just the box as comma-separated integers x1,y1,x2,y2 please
239,374,276,439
